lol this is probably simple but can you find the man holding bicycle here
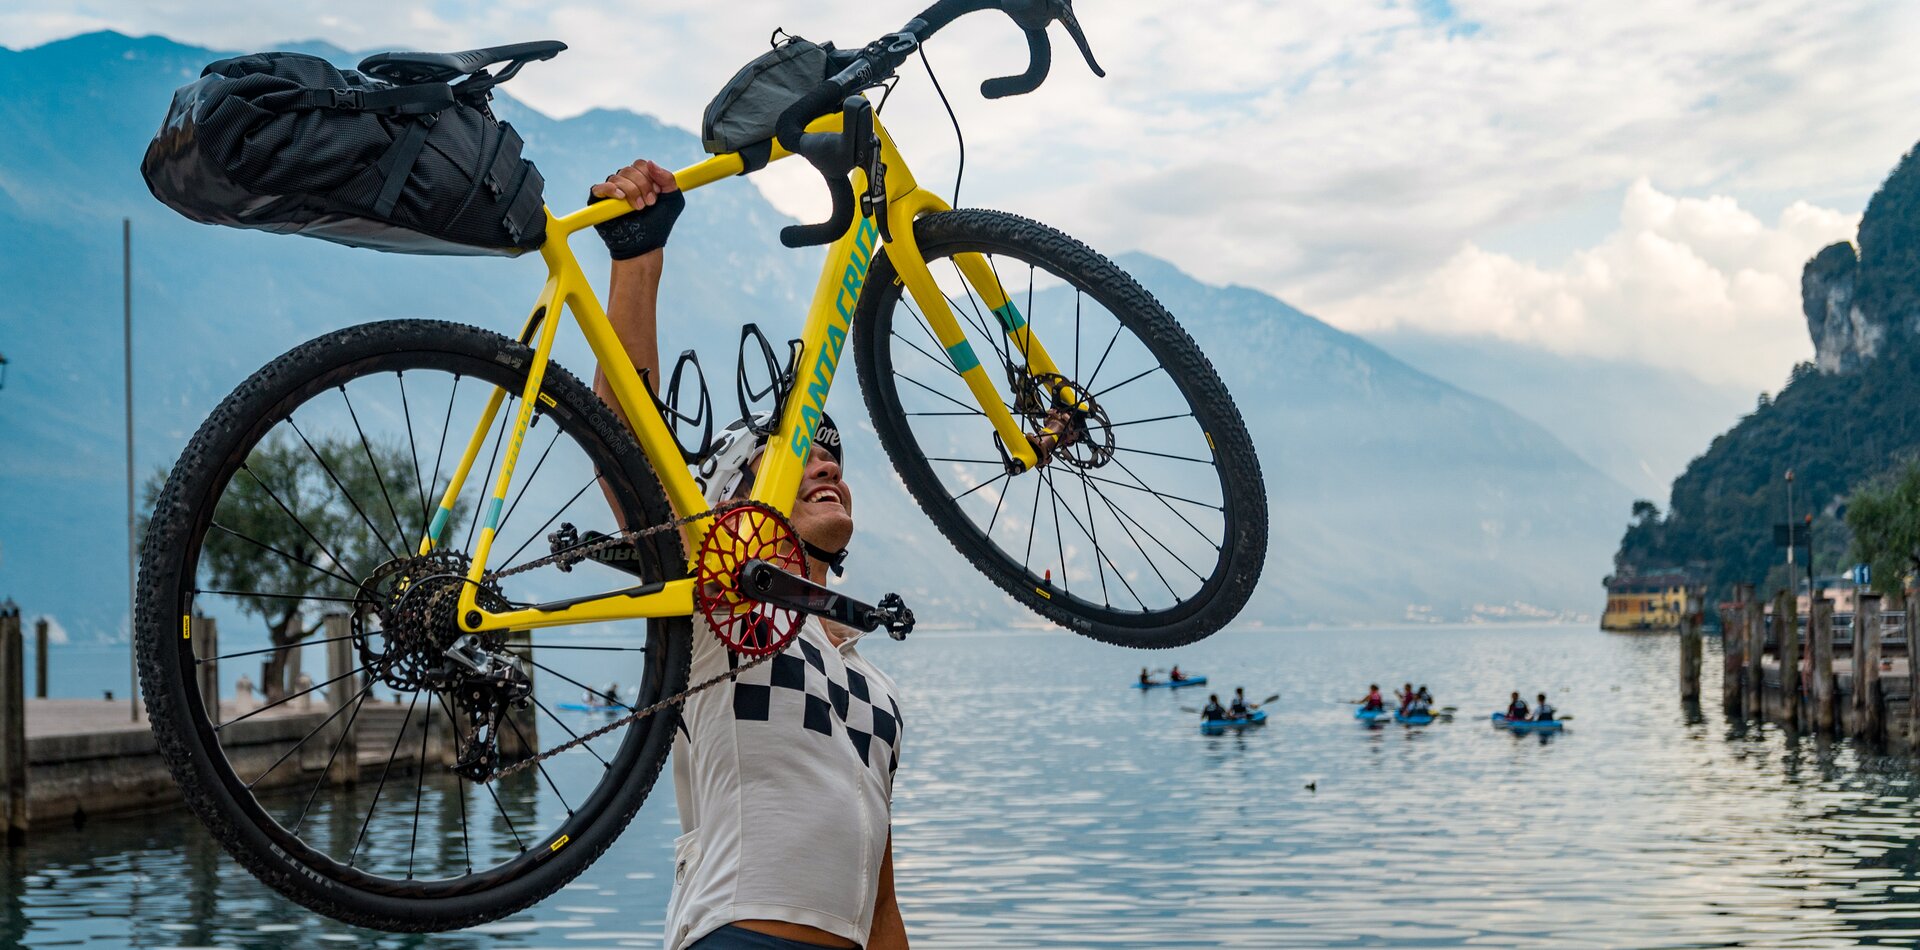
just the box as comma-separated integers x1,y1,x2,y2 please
592,160,908,950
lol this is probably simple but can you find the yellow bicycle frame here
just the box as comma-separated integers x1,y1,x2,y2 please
423,109,1072,633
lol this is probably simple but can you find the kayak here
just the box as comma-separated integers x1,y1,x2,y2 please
1134,676,1208,690
1354,707,1391,723
557,702,619,713
1395,710,1435,726
1491,713,1563,732
1201,709,1267,733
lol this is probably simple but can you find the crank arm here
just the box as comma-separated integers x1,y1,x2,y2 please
737,560,916,639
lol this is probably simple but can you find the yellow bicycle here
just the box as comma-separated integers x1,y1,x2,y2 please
135,0,1265,931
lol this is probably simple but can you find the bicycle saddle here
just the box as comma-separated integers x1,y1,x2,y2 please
359,41,566,84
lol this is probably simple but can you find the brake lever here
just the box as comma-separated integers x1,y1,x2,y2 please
1055,5,1106,77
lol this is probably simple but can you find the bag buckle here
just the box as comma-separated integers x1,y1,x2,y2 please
325,88,364,110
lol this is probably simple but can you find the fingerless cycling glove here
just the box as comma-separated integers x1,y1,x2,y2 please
593,190,686,259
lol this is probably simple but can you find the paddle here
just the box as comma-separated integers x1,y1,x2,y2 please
1249,693,1280,709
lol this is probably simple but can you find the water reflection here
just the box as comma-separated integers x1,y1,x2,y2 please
15,626,1920,946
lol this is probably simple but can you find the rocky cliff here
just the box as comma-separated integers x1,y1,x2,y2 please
1803,144,1920,372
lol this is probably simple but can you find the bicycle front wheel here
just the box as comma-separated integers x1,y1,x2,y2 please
853,210,1267,648
135,319,690,931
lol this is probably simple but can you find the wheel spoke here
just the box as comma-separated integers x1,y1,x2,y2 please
236,466,360,587
292,684,375,834
349,689,421,867
496,475,598,570
493,424,563,541
285,417,401,562
246,679,375,790
341,387,412,552
202,631,359,664
397,372,431,538
216,664,365,731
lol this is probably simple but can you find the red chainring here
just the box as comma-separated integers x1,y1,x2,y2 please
695,502,808,657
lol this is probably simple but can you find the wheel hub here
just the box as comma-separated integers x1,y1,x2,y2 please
1015,372,1113,469
355,551,509,692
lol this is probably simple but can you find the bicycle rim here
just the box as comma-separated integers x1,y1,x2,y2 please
136,321,687,924
855,210,1266,645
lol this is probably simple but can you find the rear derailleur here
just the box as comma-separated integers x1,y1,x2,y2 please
436,634,534,782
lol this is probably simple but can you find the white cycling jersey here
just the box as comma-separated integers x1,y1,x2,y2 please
664,616,903,950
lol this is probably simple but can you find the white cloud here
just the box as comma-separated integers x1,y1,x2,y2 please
1328,179,1859,388
6,0,1917,384
33,615,69,644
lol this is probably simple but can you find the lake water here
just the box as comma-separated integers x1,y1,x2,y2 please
11,624,1920,948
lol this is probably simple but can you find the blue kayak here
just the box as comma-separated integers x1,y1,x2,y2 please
1355,707,1391,723
1134,676,1208,690
557,702,619,713
1201,709,1267,733
1491,713,1564,732
1395,710,1436,726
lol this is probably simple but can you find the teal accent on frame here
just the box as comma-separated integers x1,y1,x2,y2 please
484,497,504,532
428,507,451,541
947,340,982,374
992,302,1027,332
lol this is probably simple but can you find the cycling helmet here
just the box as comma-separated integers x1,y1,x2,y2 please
692,411,849,574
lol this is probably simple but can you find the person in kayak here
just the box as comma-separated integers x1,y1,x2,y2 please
1359,684,1386,712
1140,667,1152,687
1228,688,1250,718
1532,693,1557,722
1395,683,1416,714
1201,694,1229,722
593,160,907,950
1506,692,1530,720
1170,665,1187,683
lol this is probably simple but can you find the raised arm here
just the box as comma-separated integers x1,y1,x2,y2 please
590,159,682,419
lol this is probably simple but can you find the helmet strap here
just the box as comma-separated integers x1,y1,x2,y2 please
804,541,848,577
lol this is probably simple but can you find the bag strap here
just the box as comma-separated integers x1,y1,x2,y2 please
370,113,439,217
292,82,455,115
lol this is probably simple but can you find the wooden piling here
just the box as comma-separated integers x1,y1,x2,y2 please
323,614,359,785
1858,593,1885,741
1723,588,1749,714
0,603,24,843
1909,590,1920,750
1778,588,1800,725
1745,586,1765,716
1680,591,1703,701
1811,596,1835,734
192,615,219,724
32,619,46,701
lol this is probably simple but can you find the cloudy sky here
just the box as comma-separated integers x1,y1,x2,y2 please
7,0,1918,390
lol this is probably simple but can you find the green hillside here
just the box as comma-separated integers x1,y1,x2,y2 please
1615,143,1920,597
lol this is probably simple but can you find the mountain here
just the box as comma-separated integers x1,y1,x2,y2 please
1615,141,1920,597
0,31,1629,649
1367,332,1755,499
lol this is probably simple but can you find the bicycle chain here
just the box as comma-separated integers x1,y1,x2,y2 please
473,500,783,784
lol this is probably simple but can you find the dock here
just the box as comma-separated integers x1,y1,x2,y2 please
1698,585,1920,746
0,605,534,841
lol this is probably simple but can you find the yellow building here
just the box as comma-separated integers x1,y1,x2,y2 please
1601,571,1695,631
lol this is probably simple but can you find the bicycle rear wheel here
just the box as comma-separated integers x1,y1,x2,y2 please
853,210,1267,648
135,320,690,931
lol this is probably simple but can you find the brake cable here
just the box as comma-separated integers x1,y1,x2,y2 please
919,44,966,208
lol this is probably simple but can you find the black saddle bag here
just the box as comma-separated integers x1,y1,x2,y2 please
141,51,545,256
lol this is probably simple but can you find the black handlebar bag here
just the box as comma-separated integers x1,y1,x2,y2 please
141,52,546,256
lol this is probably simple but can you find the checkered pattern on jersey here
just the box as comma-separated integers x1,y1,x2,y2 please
732,635,901,773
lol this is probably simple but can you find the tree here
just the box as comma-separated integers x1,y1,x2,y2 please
1846,460,1920,598
146,433,464,701
1630,500,1661,525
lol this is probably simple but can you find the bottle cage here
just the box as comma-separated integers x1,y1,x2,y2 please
645,349,714,463
736,323,801,437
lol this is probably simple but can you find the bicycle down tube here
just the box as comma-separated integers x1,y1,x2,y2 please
419,109,1059,633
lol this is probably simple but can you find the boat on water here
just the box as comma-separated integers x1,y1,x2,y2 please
1134,676,1208,690
1491,713,1564,732
1355,706,1391,724
1395,710,1436,726
1201,709,1268,734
